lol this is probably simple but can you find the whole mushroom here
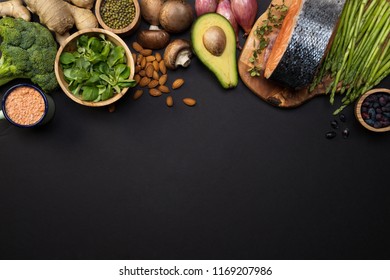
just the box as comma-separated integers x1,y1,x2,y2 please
164,39,193,70
137,29,171,49
159,0,194,33
140,0,164,29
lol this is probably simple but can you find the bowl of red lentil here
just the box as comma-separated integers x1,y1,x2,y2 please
0,84,55,128
95,0,141,36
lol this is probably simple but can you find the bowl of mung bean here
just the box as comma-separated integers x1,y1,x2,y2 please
95,0,141,36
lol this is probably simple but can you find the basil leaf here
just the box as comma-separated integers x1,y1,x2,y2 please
99,74,114,85
85,72,101,85
69,84,82,96
88,36,103,53
114,64,126,77
60,52,76,64
100,85,113,101
107,46,125,67
119,66,130,79
75,56,91,70
81,86,99,101
78,35,89,48
117,80,137,88
96,62,110,75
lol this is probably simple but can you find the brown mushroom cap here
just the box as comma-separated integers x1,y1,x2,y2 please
163,39,192,70
140,0,164,26
136,30,171,50
159,0,194,33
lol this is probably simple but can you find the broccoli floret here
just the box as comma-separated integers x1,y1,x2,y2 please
0,17,58,92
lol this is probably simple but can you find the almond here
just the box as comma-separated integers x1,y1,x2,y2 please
134,74,141,84
141,57,146,68
139,70,146,77
183,98,196,106
172,78,184,89
152,70,160,81
133,89,143,100
158,85,170,93
135,65,141,74
140,49,153,56
108,104,116,113
152,60,159,71
149,88,162,97
139,77,151,87
145,64,154,78
159,60,167,74
166,96,173,107
148,80,159,88
159,74,168,85
155,52,162,62
136,54,143,65
146,55,155,62
132,53,137,64
132,42,143,52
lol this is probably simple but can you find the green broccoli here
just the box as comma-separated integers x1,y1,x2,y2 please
0,17,58,93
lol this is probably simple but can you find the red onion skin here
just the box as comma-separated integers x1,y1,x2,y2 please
195,0,218,16
231,0,258,35
216,0,240,47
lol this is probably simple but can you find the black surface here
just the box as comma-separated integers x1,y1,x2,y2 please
1,0,390,260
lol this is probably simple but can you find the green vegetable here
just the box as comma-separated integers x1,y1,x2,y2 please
0,17,58,92
311,0,390,114
60,34,136,102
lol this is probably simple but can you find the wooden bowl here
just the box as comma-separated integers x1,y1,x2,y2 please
95,0,141,37
54,28,135,107
355,88,390,132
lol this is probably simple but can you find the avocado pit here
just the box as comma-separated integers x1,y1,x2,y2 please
202,26,226,56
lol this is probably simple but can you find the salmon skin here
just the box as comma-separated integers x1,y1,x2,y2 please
264,0,346,89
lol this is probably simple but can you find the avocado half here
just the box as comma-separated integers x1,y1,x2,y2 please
191,13,238,89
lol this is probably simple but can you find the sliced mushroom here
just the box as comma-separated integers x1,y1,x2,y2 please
137,30,171,50
163,39,192,70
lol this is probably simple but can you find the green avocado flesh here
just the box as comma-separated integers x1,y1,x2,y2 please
191,13,238,89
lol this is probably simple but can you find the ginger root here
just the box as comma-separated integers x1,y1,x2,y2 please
24,0,74,35
64,0,95,9
65,2,98,30
0,0,31,21
54,2,98,44
24,0,98,44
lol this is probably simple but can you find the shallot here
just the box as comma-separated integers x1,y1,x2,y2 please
231,0,258,35
216,0,239,47
195,0,218,16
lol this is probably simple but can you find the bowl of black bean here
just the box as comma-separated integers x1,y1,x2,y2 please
355,88,390,132
95,0,141,37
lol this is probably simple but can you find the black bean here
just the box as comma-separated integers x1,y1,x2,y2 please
342,128,350,139
339,113,346,122
330,120,339,129
325,131,337,139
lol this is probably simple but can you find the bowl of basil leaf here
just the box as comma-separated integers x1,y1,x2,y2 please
55,28,136,107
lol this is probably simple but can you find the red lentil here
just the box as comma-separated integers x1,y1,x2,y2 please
5,86,45,126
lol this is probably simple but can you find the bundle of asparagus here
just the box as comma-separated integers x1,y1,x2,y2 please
311,0,390,114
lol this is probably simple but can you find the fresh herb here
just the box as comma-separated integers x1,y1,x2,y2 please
311,0,390,114
60,34,136,102
248,1,288,77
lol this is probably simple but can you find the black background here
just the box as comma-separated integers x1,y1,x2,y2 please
1,0,390,260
